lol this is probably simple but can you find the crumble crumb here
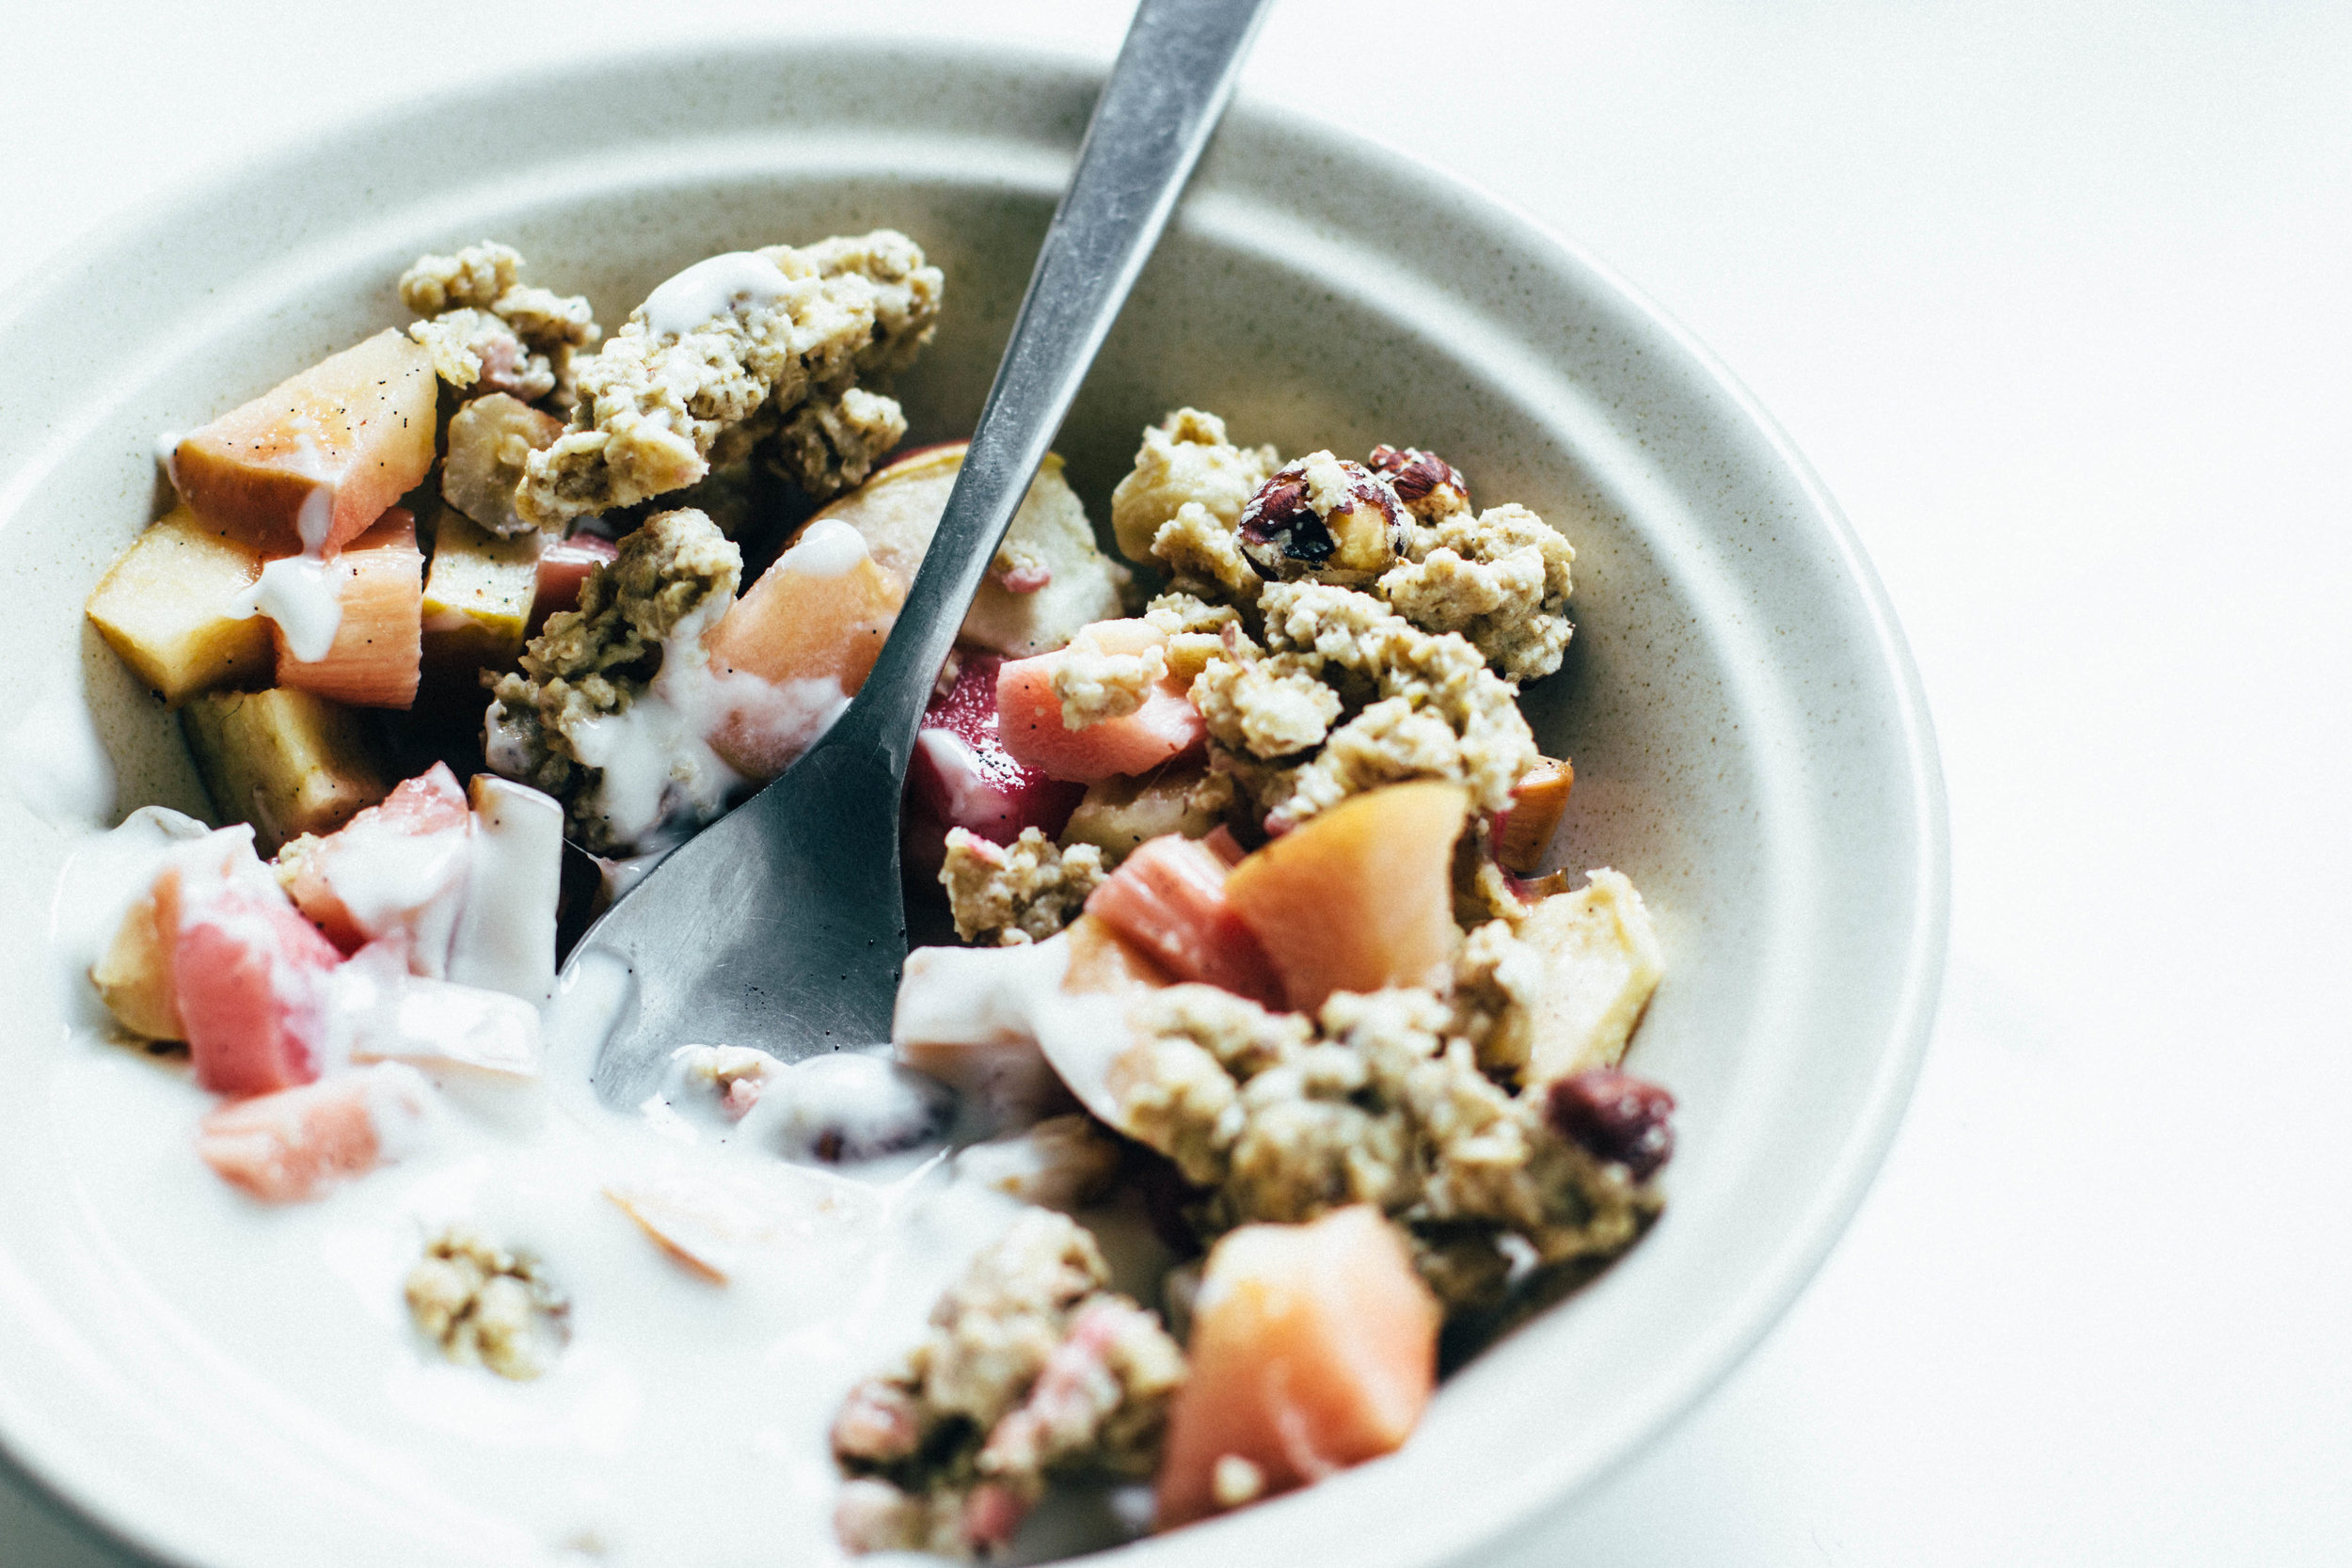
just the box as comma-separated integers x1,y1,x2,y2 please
769,384,909,499
401,241,600,405
1380,502,1576,682
1109,408,1279,564
484,508,741,852
1051,639,1167,730
831,1211,1185,1557
516,230,942,528
940,827,1108,946
405,1227,569,1381
1108,985,1660,1308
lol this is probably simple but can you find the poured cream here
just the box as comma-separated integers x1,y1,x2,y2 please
638,252,793,340
777,516,871,578
230,552,344,663
4,663,119,828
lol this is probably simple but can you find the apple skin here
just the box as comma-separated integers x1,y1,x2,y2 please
170,329,438,557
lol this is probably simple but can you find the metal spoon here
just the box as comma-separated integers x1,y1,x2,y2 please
573,0,1273,1106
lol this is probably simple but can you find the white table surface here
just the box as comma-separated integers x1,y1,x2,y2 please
5,2,2347,1563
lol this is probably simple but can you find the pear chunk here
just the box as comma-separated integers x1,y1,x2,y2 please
181,687,388,853
84,504,269,705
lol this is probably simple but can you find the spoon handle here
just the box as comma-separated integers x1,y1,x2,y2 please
824,0,1273,767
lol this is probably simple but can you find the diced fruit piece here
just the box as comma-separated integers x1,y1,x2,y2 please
1509,870,1667,1086
1494,756,1574,875
276,763,470,955
530,532,618,631
422,504,541,674
274,508,424,709
196,1064,433,1202
83,505,269,705
1059,763,1223,858
1058,911,1177,995
904,652,1085,875
1545,1069,1676,1180
893,936,1081,1129
705,518,904,777
167,873,343,1096
90,884,183,1040
331,941,544,1079
996,622,1206,784
448,774,564,1004
169,329,437,556
1222,782,1468,1011
181,687,389,855
799,444,1127,656
1156,1206,1440,1528
442,392,563,536
1085,834,1282,1006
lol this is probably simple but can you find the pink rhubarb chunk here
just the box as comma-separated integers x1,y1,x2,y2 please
278,762,471,954
196,1065,431,1202
904,651,1085,875
993,620,1205,784
1084,833,1283,1007
169,875,343,1097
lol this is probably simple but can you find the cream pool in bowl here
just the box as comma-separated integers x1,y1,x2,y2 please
0,40,1947,1568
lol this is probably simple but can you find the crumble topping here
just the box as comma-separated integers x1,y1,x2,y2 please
1109,408,1279,565
940,828,1107,947
1195,581,1538,833
400,241,600,405
516,230,942,528
484,508,741,851
405,1227,570,1381
1109,985,1660,1308
831,1211,1186,1557
1379,502,1576,682
1050,640,1168,730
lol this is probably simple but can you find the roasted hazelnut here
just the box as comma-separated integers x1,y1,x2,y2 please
1236,452,1408,580
1367,444,1470,521
1545,1069,1676,1180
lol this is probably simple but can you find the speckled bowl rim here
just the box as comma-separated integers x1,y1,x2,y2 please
0,34,1947,1568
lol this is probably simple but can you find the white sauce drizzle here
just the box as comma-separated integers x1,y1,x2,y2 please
776,516,870,578
638,252,793,340
228,553,344,663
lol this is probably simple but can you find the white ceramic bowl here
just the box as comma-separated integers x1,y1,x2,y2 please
0,39,1947,1568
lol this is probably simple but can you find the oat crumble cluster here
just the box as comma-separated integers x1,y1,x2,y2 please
830,1211,1186,1557
404,1228,570,1382
517,230,943,528
1109,985,1659,1309
485,508,741,851
940,828,1107,946
400,241,601,407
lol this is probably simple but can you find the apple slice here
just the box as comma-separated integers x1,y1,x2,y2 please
1493,756,1573,875
793,444,1126,657
1222,782,1468,1012
995,621,1206,784
1058,763,1224,858
422,505,541,674
1083,834,1282,1007
169,329,437,557
84,505,269,705
273,508,424,709
181,687,389,855
1156,1206,1440,1527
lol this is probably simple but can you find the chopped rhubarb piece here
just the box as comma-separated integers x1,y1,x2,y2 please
994,621,1206,784
274,508,425,710
1084,834,1282,1006
904,652,1084,875
1157,1206,1440,1527
1493,756,1574,875
169,329,438,557
277,762,471,957
168,873,344,1096
529,531,618,632
196,1064,433,1202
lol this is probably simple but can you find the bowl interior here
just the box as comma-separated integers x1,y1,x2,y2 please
0,40,1945,1568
